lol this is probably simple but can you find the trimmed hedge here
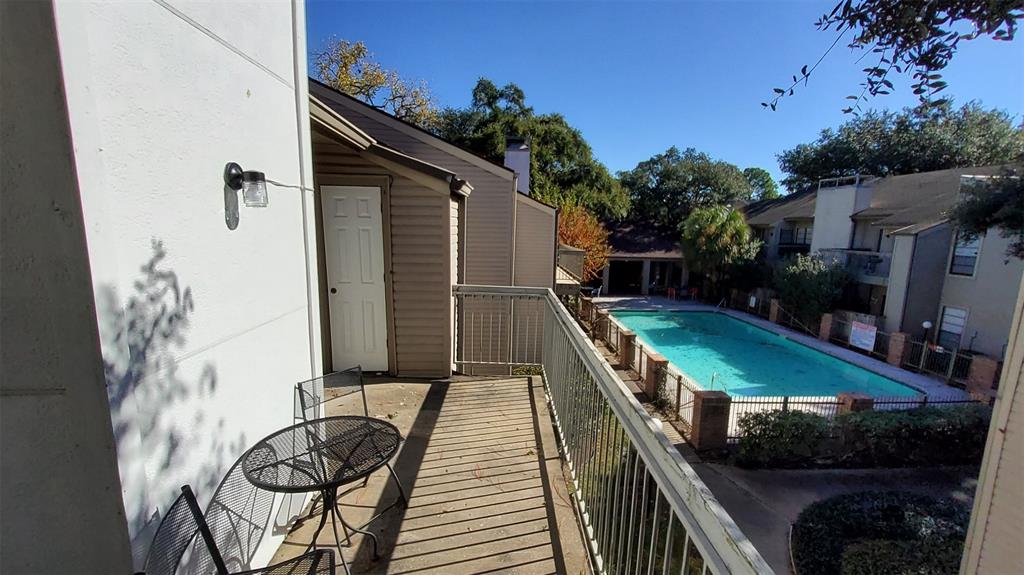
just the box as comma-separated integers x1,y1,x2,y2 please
791,491,969,575
840,539,966,575
838,404,991,467
735,404,991,468
735,410,829,468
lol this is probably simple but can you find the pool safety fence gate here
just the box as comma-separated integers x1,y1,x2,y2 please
900,338,976,385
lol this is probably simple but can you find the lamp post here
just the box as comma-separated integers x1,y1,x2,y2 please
922,320,933,342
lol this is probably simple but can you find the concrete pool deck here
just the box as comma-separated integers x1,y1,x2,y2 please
592,296,967,400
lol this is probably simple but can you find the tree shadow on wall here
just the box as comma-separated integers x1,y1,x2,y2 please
97,240,248,568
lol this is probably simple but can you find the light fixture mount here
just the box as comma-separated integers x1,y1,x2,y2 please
223,162,268,208
224,162,244,190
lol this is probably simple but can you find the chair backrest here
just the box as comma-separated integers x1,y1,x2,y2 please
181,458,274,575
143,486,227,575
294,366,367,422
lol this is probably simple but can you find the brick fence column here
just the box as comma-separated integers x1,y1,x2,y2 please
594,309,609,344
619,329,636,369
967,355,1001,398
819,313,833,341
690,390,731,451
644,353,668,399
837,392,874,415
769,299,781,324
887,332,909,366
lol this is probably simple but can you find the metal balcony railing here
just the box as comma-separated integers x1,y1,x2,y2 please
452,285,771,575
818,249,891,279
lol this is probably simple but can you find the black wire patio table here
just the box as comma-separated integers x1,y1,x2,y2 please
241,416,403,573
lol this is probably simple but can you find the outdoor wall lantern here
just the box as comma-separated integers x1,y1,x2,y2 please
224,162,269,208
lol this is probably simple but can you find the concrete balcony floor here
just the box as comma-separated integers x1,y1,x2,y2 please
269,376,589,574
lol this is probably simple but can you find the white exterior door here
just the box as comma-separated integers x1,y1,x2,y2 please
321,185,388,371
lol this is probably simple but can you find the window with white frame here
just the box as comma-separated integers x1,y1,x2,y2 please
949,231,981,275
937,306,967,349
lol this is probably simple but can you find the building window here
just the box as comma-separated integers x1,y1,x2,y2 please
937,306,968,349
794,225,813,245
949,231,981,276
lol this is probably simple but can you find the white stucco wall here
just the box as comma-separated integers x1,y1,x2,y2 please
53,0,318,567
810,184,871,253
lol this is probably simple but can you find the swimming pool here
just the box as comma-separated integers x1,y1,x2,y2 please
612,311,919,397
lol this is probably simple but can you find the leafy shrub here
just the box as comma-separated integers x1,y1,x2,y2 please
839,539,965,575
773,254,848,326
791,491,969,575
735,410,829,468
838,404,992,467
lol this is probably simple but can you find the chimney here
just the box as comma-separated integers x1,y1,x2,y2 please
504,136,530,195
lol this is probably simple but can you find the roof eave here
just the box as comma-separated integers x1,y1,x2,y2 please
309,96,375,150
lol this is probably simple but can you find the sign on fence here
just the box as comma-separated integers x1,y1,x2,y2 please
850,321,877,351
748,295,757,308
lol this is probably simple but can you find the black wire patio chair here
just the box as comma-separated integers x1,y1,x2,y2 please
138,485,334,575
292,367,408,531
178,457,275,575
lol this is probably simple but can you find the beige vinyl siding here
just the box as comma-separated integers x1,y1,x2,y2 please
514,194,556,288
962,280,1024,574
313,130,451,377
390,182,450,377
311,82,514,287
938,229,1024,358
509,195,555,366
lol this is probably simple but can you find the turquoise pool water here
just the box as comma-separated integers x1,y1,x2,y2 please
613,311,918,397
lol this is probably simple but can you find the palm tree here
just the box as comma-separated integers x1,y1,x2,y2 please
679,206,761,299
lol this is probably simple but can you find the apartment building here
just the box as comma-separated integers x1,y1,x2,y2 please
745,167,1023,358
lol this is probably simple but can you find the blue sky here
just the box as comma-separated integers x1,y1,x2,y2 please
306,0,1024,183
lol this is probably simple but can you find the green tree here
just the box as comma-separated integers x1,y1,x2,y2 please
950,166,1024,259
772,254,849,326
778,102,1024,190
743,167,780,200
679,206,762,298
619,147,753,227
764,0,1023,112
314,38,439,129
436,79,628,219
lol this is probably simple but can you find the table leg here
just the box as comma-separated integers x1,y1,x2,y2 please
335,507,380,561
304,490,331,554
327,490,353,575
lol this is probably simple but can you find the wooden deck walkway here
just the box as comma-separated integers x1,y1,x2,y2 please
270,377,588,574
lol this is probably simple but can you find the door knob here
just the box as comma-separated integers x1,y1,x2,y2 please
330,288,337,294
